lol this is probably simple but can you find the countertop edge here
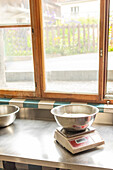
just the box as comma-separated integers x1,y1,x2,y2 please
0,154,109,170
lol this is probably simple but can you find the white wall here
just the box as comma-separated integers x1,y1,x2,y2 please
61,0,99,21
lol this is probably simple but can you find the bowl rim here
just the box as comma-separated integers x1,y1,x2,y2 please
51,104,99,118
0,104,20,117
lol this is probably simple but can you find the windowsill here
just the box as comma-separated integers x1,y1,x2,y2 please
0,97,113,125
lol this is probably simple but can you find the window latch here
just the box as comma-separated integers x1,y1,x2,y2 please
107,100,110,105
32,28,34,34
35,82,37,88
100,49,103,57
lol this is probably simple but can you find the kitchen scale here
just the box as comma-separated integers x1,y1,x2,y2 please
54,126,105,154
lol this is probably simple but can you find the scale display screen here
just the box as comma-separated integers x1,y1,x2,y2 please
75,137,87,144
69,136,94,148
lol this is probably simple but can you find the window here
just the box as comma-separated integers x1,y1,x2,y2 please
0,0,37,97
42,0,99,96
0,0,113,103
71,6,79,15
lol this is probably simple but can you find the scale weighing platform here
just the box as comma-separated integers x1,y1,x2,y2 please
54,127,105,154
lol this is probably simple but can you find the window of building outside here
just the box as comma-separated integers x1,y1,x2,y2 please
71,6,79,15
0,0,113,103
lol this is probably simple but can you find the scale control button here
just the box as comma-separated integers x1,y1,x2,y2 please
90,132,103,143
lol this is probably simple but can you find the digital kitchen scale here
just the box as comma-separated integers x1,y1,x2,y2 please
54,127,105,154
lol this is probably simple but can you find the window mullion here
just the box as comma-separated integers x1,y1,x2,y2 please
98,0,107,101
103,0,110,98
29,0,43,97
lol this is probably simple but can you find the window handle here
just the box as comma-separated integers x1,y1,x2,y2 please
100,49,103,57
32,28,34,34
107,100,110,105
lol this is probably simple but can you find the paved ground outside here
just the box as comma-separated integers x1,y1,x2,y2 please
2,52,113,94
6,52,113,72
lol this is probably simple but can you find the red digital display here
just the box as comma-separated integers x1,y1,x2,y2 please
69,135,93,148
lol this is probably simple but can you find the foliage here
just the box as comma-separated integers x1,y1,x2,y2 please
78,17,98,25
108,46,113,52
3,17,113,58
45,23,99,56
4,29,32,57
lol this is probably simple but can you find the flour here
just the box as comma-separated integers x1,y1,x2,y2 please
63,113,88,117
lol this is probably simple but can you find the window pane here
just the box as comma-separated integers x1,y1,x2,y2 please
42,0,100,94
0,27,35,91
0,0,30,25
106,1,113,95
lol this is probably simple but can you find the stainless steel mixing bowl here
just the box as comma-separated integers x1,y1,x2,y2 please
0,105,19,127
51,104,99,131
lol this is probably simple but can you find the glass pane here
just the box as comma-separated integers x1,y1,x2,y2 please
0,27,35,91
0,0,30,25
106,1,113,95
42,0,100,94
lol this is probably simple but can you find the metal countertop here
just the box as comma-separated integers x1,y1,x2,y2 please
0,119,113,170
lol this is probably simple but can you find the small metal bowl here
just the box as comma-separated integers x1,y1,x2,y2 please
0,105,19,127
51,104,99,131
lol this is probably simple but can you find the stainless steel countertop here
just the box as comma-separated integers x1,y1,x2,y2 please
0,119,113,170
